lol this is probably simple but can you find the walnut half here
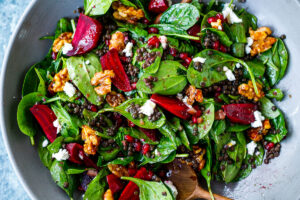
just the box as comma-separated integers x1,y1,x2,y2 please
52,32,73,53
81,125,101,155
91,70,115,96
48,68,70,93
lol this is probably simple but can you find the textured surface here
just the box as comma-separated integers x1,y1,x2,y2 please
0,1,31,200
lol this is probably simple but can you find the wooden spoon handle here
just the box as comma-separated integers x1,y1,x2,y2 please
190,186,232,200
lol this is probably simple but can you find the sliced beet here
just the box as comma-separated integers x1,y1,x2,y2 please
187,24,201,43
66,143,84,165
78,150,99,169
106,174,125,194
30,104,57,143
223,103,256,125
67,14,103,56
138,128,158,141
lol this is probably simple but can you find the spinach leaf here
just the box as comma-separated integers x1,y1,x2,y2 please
229,23,247,43
210,120,226,136
201,138,214,200
205,0,216,13
121,177,174,200
120,0,137,8
50,160,77,198
107,156,134,166
260,97,280,119
51,101,79,137
239,10,257,31
136,60,188,95
99,148,120,161
159,123,179,146
85,0,115,16
127,127,158,145
266,88,284,101
55,18,72,38
181,120,199,145
191,0,204,12
118,22,148,41
160,3,200,30
83,168,109,200
34,68,47,95
244,59,266,78
231,43,245,58
37,136,52,169
47,136,64,154
210,132,231,157
67,167,90,175
66,56,102,105
226,123,250,132
84,53,102,77
17,92,44,145
201,28,233,47
265,111,287,143
98,98,166,129
196,103,215,140
201,11,218,29
167,37,198,55
149,24,200,40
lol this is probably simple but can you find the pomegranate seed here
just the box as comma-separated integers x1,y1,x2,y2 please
142,18,150,24
148,36,160,47
131,82,137,90
125,135,134,143
142,144,150,155
220,45,227,53
185,57,192,65
169,48,177,57
179,52,188,60
128,120,135,127
216,13,224,22
128,168,137,176
213,41,220,50
134,141,142,152
207,17,217,24
147,170,154,180
88,104,98,112
182,62,189,68
148,27,159,34
192,116,198,124
265,142,275,150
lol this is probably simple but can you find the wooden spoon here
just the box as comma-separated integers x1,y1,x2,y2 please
167,160,232,200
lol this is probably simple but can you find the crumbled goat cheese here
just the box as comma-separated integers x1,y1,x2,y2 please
85,60,90,65
167,0,172,6
140,100,156,116
42,139,49,148
164,181,178,199
62,43,73,55
63,82,77,98
53,119,62,134
182,96,193,108
251,111,265,128
218,25,223,30
193,57,206,63
222,3,243,24
236,63,242,68
245,37,254,54
159,36,168,49
245,46,252,54
227,140,236,147
223,66,236,81
123,42,133,57
247,141,257,156
52,149,69,161
255,151,261,156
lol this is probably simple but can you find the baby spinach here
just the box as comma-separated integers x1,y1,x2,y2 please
85,0,115,16
117,22,148,41
120,0,137,8
266,88,284,101
159,122,180,147
197,103,215,140
47,136,64,154
226,123,250,132
107,156,134,166
67,168,90,175
201,11,218,29
239,10,258,31
121,177,174,200
265,111,288,143
259,39,288,86
149,24,200,41
191,0,204,13
37,136,52,169
229,23,247,44
83,53,102,77
99,148,120,161
55,18,72,39
210,120,226,137
98,98,166,129
137,60,188,95
170,117,191,150
83,168,108,200
181,121,199,145
231,43,245,58
201,28,233,47
260,97,280,119
34,68,47,95
128,127,158,145
167,37,198,55
244,59,266,78
50,160,77,198
160,3,200,30
66,56,102,106
17,92,44,145
201,138,214,200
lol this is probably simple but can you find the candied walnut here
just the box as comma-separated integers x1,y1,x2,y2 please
52,32,73,53
238,80,264,102
193,146,206,171
91,70,115,95
81,125,101,155
104,189,114,200
249,27,277,56
186,85,204,105
106,91,126,107
107,164,129,178
215,109,226,120
112,2,145,24
109,31,125,51
48,68,70,93
247,119,271,142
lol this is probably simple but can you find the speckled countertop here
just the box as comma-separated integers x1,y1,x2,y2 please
0,0,31,199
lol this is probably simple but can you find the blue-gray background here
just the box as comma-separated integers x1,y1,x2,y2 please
0,0,31,199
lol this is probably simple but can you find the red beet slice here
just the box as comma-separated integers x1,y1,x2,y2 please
138,128,158,141
150,94,191,120
188,24,201,43
223,104,256,125
78,150,99,169
66,143,84,165
148,0,169,14
106,174,125,194
30,104,57,143
67,14,103,56
100,49,132,92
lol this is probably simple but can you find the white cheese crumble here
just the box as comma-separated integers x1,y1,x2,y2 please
52,149,69,161
62,43,73,55
139,100,156,116
123,42,134,57
164,181,178,199
53,119,62,134
182,96,193,108
222,3,243,24
167,0,172,6
85,60,90,65
223,66,236,81
251,111,265,128
245,37,254,54
227,140,236,147
236,63,242,68
159,36,168,49
63,82,77,98
247,141,257,156
42,139,49,148
218,25,223,30
192,57,206,64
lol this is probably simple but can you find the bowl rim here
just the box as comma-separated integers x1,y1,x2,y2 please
0,0,38,199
